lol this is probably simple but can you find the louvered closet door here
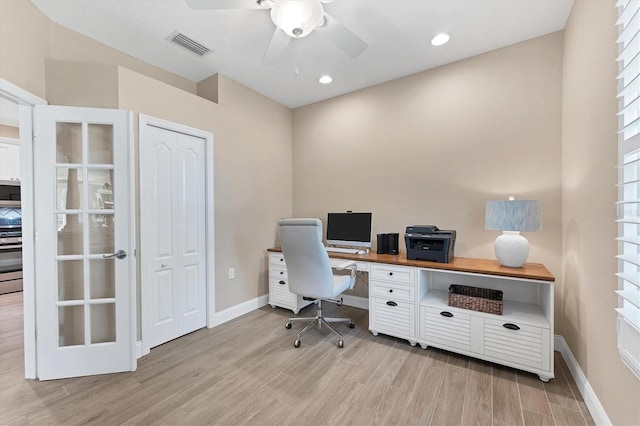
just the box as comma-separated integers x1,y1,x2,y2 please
140,124,206,349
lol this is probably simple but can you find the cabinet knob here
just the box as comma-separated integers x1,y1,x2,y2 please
280,271,284,275
440,311,454,317
386,301,397,307
389,289,393,293
388,272,393,276
280,258,284,262
278,280,286,285
503,323,520,330
161,262,167,268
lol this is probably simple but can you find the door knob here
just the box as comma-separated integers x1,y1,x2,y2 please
103,249,127,260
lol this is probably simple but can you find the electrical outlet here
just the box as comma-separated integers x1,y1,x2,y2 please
228,268,235,279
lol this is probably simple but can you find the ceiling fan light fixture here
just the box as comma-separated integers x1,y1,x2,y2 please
430,33,450,46
270,0,325,39
319,75,333,84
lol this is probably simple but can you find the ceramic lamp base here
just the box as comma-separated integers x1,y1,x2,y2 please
494,231,529,268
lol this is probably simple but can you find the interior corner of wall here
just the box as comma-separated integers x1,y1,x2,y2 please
196,73,219,104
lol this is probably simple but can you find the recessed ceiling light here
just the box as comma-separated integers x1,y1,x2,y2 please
430,33,450,46
319,75,333,84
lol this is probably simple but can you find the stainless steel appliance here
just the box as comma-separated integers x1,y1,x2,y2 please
0,200,22,294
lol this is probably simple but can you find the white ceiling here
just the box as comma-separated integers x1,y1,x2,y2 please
30,0,574,109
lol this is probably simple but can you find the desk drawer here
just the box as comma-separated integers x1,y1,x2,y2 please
370,264,415,285
421,306,472,352
269,277,294,306
484,318,545,369
370,297,415,340
269,253,286,267
371,280,415,302
270,266,288,280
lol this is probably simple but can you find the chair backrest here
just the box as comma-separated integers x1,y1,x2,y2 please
278,218,334,299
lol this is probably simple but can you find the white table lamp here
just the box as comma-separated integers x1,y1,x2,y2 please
485,197,541,268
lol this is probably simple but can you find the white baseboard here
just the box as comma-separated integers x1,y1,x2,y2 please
341,294,369,310
209,294,269,328
554,335,611,426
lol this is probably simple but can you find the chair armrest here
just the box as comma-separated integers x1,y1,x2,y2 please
333,261,357,289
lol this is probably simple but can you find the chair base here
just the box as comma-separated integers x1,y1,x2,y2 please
285,299,355,348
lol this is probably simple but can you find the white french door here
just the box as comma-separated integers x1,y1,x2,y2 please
140,120,206,351
34,105,135,380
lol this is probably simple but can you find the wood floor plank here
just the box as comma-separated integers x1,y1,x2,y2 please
550,403,589,426
493,365,525,426
523,409,556,426
517,370,554,417
461,358,493,426
430,365,468,426
398,364,445,425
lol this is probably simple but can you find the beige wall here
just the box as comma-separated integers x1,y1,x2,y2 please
118,69,293,312
0,0,195,101
562,1,640,424
293,32,563,299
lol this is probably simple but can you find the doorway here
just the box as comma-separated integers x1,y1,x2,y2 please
0,78,47,378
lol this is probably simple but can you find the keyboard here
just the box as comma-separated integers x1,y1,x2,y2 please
326,247,359,254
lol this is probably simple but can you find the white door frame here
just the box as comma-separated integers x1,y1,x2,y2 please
138,114,215,356
0,78,47,379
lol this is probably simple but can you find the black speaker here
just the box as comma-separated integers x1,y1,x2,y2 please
387,233,399,255
377,233,389,254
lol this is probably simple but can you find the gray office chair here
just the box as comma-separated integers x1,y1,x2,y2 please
278,218,357,348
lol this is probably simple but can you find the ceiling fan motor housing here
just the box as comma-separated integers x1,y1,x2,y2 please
270,0,325,38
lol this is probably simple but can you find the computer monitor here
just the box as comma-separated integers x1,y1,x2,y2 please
326,212,372,248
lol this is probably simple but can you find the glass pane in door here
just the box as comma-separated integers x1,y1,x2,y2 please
88,169,114,210
58,260,83,301
88,124,113,164
56,168,84,210
58,305,84,347
57,214,83,255
91,304,116,344
56,122,82,163
89,214,114,254
89,259,115,299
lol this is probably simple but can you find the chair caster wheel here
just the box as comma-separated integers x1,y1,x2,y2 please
338,340,344,348
348,322,355,329
294,339,301,348
285,322,292,329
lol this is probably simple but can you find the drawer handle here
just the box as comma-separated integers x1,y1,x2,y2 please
440,311,454,317
278,280,286,285
388,272,394,276
279,271,284,275
503,323,520,330
279,258,284,262
388,289,393,293
386,301,397,307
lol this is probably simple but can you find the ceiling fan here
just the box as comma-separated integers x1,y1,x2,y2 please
185,0,368,65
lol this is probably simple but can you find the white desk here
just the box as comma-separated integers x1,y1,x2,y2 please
267,248,555,381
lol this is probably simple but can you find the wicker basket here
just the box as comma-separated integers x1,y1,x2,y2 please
448,284,503,315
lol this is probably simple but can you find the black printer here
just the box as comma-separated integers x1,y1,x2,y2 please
405,225,456,263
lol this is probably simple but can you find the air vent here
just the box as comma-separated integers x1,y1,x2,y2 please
166,31,212,57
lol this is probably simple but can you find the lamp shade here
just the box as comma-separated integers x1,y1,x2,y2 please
485,200,541,232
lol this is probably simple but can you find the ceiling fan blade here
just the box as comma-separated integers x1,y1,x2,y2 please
319,13,367,58
185,0,262,10
263,28,291,65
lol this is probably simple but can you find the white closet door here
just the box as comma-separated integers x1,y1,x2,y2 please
140,123,206,349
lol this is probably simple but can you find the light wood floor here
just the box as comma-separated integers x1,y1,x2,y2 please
1,291,595,426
